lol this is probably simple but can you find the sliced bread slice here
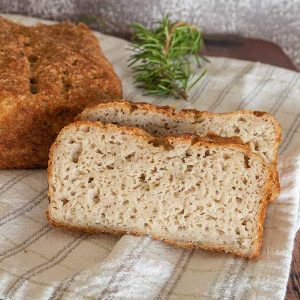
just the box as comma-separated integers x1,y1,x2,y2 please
47,121,272,258
76,100,281,201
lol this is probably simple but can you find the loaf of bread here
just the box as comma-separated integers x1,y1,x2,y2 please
76,100,281,200
47,121,272,258
0,17,122,168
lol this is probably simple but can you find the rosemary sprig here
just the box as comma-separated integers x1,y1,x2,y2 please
128,16,207,100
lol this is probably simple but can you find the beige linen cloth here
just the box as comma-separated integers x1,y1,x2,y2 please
0,15,299,300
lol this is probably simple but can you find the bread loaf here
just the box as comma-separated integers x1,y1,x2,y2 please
47,121,272,258
76,100,281,200
0,17,122,168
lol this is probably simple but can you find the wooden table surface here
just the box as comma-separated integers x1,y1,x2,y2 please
202,36,299,300
202,36,296,71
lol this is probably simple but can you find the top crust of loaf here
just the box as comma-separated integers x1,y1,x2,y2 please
47,121,273,258
0,17,122,168
76,100,282,164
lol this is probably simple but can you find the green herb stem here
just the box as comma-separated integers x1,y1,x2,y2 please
128,16,207,100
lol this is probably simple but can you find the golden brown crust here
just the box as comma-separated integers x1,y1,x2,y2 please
0,17,122,169
47,121,274,258
52,120,254,153
77,100,281,202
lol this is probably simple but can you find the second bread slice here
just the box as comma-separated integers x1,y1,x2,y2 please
76,100,281,201
47,121,272,258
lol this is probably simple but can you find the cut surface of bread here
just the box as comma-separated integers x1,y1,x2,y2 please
0,17,122,168
47,121,272,258
76,100,281,200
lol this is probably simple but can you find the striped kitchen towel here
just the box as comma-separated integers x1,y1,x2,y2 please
0,15,299,300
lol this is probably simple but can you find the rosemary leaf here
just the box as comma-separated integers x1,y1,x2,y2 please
128,16,207,100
